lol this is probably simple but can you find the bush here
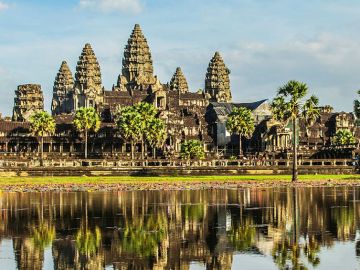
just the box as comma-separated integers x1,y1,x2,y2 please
180,140,205,160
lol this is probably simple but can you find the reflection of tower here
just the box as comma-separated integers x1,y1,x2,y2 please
13,238,44,270
52,238,76,270
205,203,233,270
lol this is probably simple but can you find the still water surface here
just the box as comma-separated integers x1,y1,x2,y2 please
0,187,360,269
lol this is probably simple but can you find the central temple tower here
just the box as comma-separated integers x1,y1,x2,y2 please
116,24,156,90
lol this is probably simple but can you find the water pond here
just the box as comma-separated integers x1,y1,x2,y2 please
0,187,359,269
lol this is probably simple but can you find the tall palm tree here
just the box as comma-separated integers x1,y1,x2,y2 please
226,107,255,157
73,107,101,159
115,106,143,160
135,102,158,159
271,80,320,182
29,111,56,165
145,117,166,158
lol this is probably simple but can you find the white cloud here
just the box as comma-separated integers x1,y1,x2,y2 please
79,0,142,13
0,2,9,11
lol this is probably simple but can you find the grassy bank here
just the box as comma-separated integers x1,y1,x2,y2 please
0,174,359,186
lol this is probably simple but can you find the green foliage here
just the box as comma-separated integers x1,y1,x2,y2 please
73,107,101,134
271,80,320,182
271,80,320,123
333,129,356,145
115,105,143,143
227,220,256,252
180,139,205,160
226,107,255,138
115,102,166,158
145,117,166,148
75,227,102,257
29,111,56,137
31,223,55,250
120,214,168,258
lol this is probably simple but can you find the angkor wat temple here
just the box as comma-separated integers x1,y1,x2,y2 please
0,24,359,159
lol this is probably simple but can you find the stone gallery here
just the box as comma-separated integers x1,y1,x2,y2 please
0,24,358,159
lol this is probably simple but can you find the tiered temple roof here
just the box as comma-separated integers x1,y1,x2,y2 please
205,52,232,103
52,61,74,115
170,67,189,93
74,43,102,94
12,84,44,122
121,24,154,87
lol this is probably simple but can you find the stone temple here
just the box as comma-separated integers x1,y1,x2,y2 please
0,24,359,159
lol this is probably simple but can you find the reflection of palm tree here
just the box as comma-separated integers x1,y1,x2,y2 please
120,213,168,258
31,222,56,250
227,219,256,252
75,227,101,257
183,204,204,222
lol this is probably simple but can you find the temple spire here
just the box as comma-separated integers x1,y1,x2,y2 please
205,51,232,102
170,67,189,93
121,24,154,86
75,43,102,89
52,61,74,115
74,43,103,110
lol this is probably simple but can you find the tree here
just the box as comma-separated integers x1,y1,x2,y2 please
226,107,255,157
73,107,101,159
134,102,158,159
115,106,143,159
333,129,356,145
29,111,56,164
180,139,205,160
145,117,166,158
271,80,320,182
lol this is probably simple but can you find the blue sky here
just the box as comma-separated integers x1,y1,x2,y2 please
0,0,360,116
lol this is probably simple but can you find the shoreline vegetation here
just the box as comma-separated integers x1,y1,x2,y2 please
0,174,360,192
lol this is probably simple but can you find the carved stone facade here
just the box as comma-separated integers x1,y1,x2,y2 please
170,67,189,93
52,61,74,115
73,43,103,111
12,84,44,122
2,24,360,159
117,24,155,90
205,52,232,103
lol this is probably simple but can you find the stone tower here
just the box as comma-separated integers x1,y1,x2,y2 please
205,52,232,103
170,67,189,93
52,61,74,115
73,43,103,110
120,24,155,88
12,84,44,122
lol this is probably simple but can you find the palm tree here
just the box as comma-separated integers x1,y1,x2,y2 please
145,117,166,158
226,107,255,157
115,106,143,159
135,102,158,159
29,111,56,165
73,107,101,159
271,80,320,182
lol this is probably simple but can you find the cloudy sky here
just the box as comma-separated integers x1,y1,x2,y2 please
0,0,360,116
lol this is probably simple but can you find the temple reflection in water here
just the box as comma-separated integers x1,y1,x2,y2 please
0,188,359,270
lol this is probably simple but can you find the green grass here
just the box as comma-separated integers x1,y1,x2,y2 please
0,174,359,186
